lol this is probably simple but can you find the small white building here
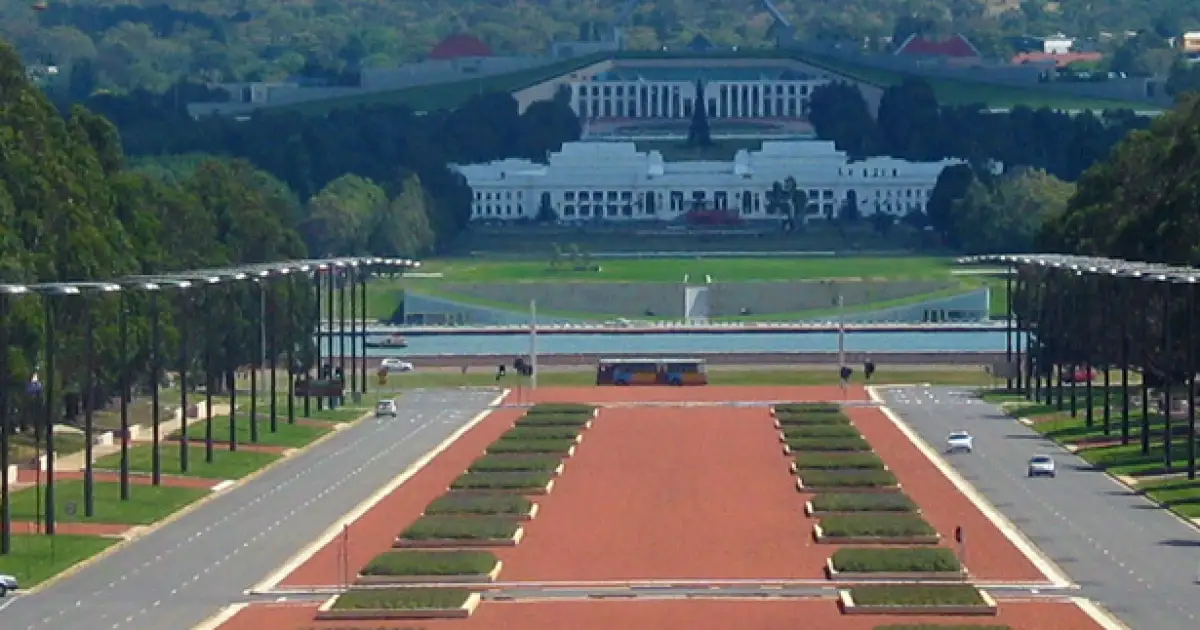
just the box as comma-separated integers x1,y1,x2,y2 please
1042,34,1075,55
453,141,965,223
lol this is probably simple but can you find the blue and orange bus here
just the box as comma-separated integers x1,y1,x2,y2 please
595,358,708,386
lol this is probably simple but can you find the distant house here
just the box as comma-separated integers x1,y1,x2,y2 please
429,34,494,60
1041,35,1074,55
893,33,981,59
1012,51,1104,67
1183,32,1200,53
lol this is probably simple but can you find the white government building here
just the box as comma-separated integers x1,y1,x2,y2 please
568,69,829,119
455,141,965,222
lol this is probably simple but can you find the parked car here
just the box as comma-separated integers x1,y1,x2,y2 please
1061,367,1097,383
1028,454,1056,478
375,399,398,418
380,358,414,373
0,572,18,596
946,431,974,453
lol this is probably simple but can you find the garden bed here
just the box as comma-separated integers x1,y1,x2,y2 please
805,493,918,516
423,494,538,520
839,585,997,616
499,426,584,443
773,412,851,429
871,625,1011,630
356,550,502,584
814,514,939,544
468,454,564,475
780,424,862,440
783,436,871,455
791,452,885,473
485,439,576,456
797,470,900,493
826,548,965,580
395,516,523,548
449,471,555,494
526,403,597,415
773,403,842,415
316,588,480,620
513,414,593,428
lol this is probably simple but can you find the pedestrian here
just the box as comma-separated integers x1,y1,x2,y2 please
839,365,853,391
864,358,876,381
496,364,506,381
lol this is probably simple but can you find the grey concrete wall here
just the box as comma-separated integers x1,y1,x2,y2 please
708,280,955,316
439,282,686,318
404,293,576,325
824,288,989,323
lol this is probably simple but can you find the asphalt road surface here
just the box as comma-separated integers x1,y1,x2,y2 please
879,385,1200,630
0,389,501,630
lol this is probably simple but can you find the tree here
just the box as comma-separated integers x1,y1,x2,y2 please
686,78,713,148
302,175,385,256
806,81,878,158
877,77,944,161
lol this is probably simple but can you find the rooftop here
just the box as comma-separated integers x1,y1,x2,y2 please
593,65,823,82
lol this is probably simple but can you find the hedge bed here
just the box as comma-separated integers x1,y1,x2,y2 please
798,470,898,490
423,494,534,518
816,515,938,544
468,455,563,473
526,403,596,415
398,516,521,546
319,588,479,620
829,548,963,576
450,471,554,492
360,550,498,577
843,585,994,615
499,426,583,441
792,452,885,471
808,492,917,515
486,439,576,455
775,403,842,414
785,436,870,453
775,412,851,426
514,413,592,427
872,626,1011,630
781,424,862,439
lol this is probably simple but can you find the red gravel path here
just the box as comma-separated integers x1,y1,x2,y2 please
847,407,1045,581
14,470,219,489
7,521,132,536
279,408,524,587
497,404,825,580
217,600,1107,630
526,385,868,404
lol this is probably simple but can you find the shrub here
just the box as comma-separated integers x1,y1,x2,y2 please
500,426,581,441
776,411,851,425
360,550,498,576
849,585,986,607
450,471,553,491
514,414,592,427
820,515,936,538
800,469,897,488
793,452,884,470
332,588,471,610
527,403,595,415
831,548,962,573
810,493,916,513
468,455,562,473
424,494,533,517
776,403,841,414
782,424,861,439
400,516,519,540
786,436,870,452
486,439,576,454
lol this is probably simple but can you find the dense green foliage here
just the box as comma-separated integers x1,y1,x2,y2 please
775,403,841,414
819,514,935,537
849,585,987,607
422,494,534,517
500,426,584,441
792,452,885,470
449,471,554,490
810,492,917,513
830,548,962,573
514,413,594,427
527,403,596,415
486,439,577,454
786,436,871,452
360,551,498,576
399,516,520,540
468,455,564,473
331,588,470,610
781,424,861,438
800,469,899,488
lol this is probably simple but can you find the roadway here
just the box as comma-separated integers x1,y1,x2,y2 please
0,389,502,630
878,385,1200,630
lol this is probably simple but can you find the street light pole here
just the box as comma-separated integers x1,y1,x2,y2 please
250,279,261,444
205,283,215,463
42,293,57,535
287,272,297,425
338,267,347,404
149,290,162,486
360,266,368,395
349,268,357,398
119,291,131,499
83,292,95,517
312,269,321,414
268,276,278,433
178,290,190,472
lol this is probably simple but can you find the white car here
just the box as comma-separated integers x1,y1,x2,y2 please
0,572,18,596
946,431,974,453
375,399,398,418
379,359,414,373
1028,455,1056,478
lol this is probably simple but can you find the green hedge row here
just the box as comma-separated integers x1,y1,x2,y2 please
424,494,533,517
360,550,498,576
450,471,553,491
332,588,471,610
499,426,581,441
486,439,576,454
810,492,916,513
468,454,563,473
850,585,986,607
820,514,936,538
400,516,519,540
514,413,592,427
831,548,962,573
526,403,595,415
786,436,871,452
873,626,1011,630
800,469,897,488
794,452,884,470
782,424,861,439
776,403,842,414
776,411,851,425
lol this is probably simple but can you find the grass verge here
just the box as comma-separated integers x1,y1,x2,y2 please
169,419,332,448
94,445,281,479
0,534,118,587
360,551,498,577
423,494,534,517
6,481,208,524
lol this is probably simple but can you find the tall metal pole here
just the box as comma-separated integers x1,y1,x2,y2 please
530,299,539,390
1120,276,1130,445
83,293,95,516
1069,274,1078,418
314,270,322,412
119,292,131,499
360,272,368,395
179,291,190,472
250,282,260,443
1014,269,1024,393
150,291,162,486
338,270,347,404
1084,275,1094,428
837,294,846,369
0,293,11,553
43,295,57,535
1162,281,1173,471
287,275,296,425
227,284,238,453
349,270,357,397
269,279,278,433
1188,280,1196,480
1101,275,1111,436
205,284,215,463
1006,266,1014,391
326,268,335,408
1141,280,1153,454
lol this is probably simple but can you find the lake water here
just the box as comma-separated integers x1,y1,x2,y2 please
314,330,1029,357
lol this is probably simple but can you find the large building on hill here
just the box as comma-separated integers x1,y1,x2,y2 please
453,141,963,223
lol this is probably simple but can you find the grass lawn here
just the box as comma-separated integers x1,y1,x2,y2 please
304,405,372,422
7,432,87,461
1078,442,1196,477
7,481,208,524
94,444,280,479
169,418,332,447
0,534,118,587
1140,478,1200,518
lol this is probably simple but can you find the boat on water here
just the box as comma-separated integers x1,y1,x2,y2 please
365,333,408,349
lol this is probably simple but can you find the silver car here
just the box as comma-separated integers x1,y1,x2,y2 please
1028,454,1056,478
0,572,18,596
374,400,398,418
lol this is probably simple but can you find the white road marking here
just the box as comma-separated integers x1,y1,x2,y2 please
190,603,248,630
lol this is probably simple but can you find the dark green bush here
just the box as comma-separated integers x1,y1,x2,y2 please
527,403,595,415
810,493,916,513
800,469,897,488
820,514,936,538
423,494,533,516
360,550,498,576
831,548,961,573
450,471,553,490
775,403,841,414
486,439,576,454
793,452,884,470
400,516,519,540
782,424,862,439
514,414,592,427
849,585,986,607
500,426,581,441
468,455,562,473
786,436,870,452
776,411,851,425
332,588,471,610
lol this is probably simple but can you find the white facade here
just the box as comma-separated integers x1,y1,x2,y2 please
1042,36,1074,55
569,78,828,120
454,141,965,223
